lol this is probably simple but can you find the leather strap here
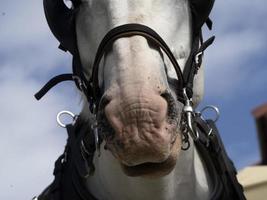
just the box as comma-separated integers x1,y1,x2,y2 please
195,117,246,200
183,35,215,99
35,24,214,111
36,115,246,200
90,23,185,104
35,74,74,100
36,117,97,200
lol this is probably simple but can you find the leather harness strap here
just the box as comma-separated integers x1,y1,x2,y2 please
35,118,97,200
35,116,246,200
90,24,185,103
39,0,217,108
194,118,246,200
35,23,215,110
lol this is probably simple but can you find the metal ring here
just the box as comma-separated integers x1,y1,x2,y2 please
200,105,220,122
195,51,203,64
56,110,76,128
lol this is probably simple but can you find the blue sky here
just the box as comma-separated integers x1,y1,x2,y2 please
0,0,266,199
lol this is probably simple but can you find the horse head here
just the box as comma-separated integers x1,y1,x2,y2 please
35,1,248,199
43,0,213,178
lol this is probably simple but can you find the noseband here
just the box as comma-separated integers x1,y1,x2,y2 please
90,24,185,104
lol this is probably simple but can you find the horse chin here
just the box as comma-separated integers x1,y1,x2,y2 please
120,136,181,178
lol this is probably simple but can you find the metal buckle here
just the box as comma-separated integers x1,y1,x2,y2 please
182,88,199,141
56,110,76,128
195,52,203,64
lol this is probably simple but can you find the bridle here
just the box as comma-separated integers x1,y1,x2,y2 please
33,1,247,200
35,24,214,103
35,23,214,146
35,0,216,148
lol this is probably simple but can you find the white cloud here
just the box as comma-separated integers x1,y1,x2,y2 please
202,0,267,99
0,0,73,74
204,29,267,97
0,1,81,199
211,0,267,32
0,70,82,199
0,1,48,47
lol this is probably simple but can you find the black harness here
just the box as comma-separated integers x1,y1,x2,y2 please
34,116,245,200
34,0,246,199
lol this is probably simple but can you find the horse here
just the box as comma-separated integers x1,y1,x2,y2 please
34,0,246,199
76,1,208,199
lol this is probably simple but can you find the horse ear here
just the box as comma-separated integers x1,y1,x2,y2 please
43,0,78,54
190,0,215,34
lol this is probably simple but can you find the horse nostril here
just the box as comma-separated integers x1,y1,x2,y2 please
99,94,112,110
97,95,116,140
160,90,171,100
160,91,178,120
160,90,174,105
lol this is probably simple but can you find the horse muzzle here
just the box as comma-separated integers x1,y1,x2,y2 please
98,89,182,174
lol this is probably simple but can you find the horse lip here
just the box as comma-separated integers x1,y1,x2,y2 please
118,135,180,177
120,151,177,177
122,160,167,170
121,156,169,167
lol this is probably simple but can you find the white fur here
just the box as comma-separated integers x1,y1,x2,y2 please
76,0,209,199
86,140,210,200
